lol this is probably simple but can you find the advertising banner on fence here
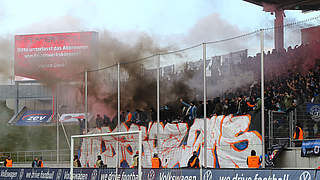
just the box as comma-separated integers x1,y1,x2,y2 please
15,110,52,126
301,140,320,157
59,113,85,123
15,31,98,81
0,168,317,180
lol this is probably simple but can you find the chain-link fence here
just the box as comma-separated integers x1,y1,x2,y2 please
87,65,118,130
6,13,320,168
205,30,264,168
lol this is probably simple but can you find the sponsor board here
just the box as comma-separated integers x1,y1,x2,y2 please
16,110,52,126
0,168,317,180
59,113,85,123
15,31,98,80
301,140,320,157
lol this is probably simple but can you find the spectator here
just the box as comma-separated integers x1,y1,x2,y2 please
294,123,304,147
96,114,103,128
197,101,204,118
151,153,162,168
78,118,86,135
247,150,261,168
213,97,223,116
38,157,44,168
32,157,38,168
103,115,110,127
73,155,81,168
246,96,256,112
222,99,230,115
180,98,197,128
126,110,132,123
133,151,139,168
236,95,247,115
120,111,126,123
4,156,12,168
96,155,104,168
150,107,156,122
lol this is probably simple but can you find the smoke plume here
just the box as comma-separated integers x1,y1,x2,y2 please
0,36,12,82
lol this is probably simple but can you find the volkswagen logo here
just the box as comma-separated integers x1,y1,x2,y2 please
91,169,98,180
19,169,24,180
147,169,155,180
299,171,311,180
203,170,213,180
56,169,62,180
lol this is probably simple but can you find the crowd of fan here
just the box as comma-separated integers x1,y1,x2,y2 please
95,42,320,129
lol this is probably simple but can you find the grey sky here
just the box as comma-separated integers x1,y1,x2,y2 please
0,0,319,49
0,0,319,82
0,1,318,33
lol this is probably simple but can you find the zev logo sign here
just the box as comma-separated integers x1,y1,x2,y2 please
23,114,48,122
16,110,52,126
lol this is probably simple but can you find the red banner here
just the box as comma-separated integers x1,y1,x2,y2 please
15,31,98,80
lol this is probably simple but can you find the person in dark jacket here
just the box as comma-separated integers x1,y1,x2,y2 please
237,95,247,115
150,107,157,122
96,114,103,128
103,115,110,127
214,97,223,116
187,151,200,168
77,118,86,135
32,157,38,168
37,157,44,168
133,151,139,168
96,155,104,168
73,155,81,168
180,99,197,129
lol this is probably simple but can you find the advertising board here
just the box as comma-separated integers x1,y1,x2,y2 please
15,110,52,126
15,31,98,80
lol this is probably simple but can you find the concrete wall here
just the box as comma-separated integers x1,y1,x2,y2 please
277,147,320,169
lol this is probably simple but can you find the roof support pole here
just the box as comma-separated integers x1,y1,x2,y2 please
274,9,284,51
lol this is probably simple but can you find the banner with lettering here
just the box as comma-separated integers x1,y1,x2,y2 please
0,168,317,180
15,110,52,126
301,140,320,157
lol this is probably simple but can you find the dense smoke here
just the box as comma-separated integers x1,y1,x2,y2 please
87,32,175,117
32,13,265,117
2,12,320,119
0,9,319,153
0,36,12,82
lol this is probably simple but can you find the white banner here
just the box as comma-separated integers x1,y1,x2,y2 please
59,113,85,123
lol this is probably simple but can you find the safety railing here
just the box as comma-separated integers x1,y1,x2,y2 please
0,149,69,163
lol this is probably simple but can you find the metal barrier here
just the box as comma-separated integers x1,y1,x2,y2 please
268,111,293,148
267,103,320,148
295,103,320,139
0,149,69,163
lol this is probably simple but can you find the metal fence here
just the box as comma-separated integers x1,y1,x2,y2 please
3,14,320,168
0,149,69,163
267,102,320,148
267,111,293,148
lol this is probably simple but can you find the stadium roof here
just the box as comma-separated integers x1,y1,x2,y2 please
244,0,320,11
